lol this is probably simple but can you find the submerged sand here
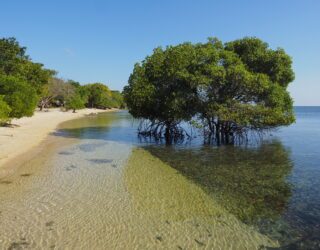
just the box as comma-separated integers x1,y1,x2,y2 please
0,108,115,178
0,139,278,249
0,111,279,249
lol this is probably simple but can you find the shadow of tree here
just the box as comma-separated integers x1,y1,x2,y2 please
143,141,293,224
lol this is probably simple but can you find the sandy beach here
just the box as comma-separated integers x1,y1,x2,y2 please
0,108,115,177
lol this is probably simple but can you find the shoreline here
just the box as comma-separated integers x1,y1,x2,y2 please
0,108,116,178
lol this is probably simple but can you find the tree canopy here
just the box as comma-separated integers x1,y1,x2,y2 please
123,37,295,144
0,37,55,94
65,93,85,113
0,37,54,120
123,44,199,141
0,95,11,125
84,83,113,109
110,90,125,109
0,75,38,118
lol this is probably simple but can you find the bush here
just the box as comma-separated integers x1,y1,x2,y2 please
65,94,85,112
0,75,38,118
0,95,11,125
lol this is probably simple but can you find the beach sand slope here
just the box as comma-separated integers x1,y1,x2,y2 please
0,108,114,176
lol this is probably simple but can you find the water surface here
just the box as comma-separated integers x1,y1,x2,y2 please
0,108,319,249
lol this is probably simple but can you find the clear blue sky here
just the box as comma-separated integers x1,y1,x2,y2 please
1,0,319,105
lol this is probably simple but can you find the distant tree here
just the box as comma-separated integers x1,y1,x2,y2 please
39,80,118,111
0,76,38,118
0,95,11,125
66,94,85,113
77,85,89,104
85,83,113,109
39,77,76,109
38,83,52,111
67,79,81,88
110,90,125,108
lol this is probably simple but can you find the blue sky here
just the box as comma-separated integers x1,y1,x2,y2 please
1,0,319,105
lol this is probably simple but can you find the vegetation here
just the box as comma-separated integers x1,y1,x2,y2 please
110,90,125,109
0,37,123,124
0,37,55,95
0,95,11,125
39,77,76,110
66,94,85,113
39,80,124,112
0,75,38,118
0,37,54,120
123,44,198,142
124,37,295,144
84,83,113,109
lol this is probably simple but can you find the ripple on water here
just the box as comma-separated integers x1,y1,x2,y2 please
0,139,278,249
123,148,279,249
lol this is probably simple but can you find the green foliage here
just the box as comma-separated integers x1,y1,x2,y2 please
123,44,199,135
85,83,113,109
0,37,122,123
225,37,295,87
47,77,76,106
66,94,85,112
124,37,295,143
0,37,28,75
110,90,125,108
39,78,122,111
0,75,38,118
67,80,81,88
0,37,55,120
195,37,295,142
0,37,55,95
77,85,90,105
0,95,11,124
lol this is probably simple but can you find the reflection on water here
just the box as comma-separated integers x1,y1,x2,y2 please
53,111,139,144
1,109,320,249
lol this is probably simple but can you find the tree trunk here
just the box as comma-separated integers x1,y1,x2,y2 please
216,122,221,145
164,122,172,145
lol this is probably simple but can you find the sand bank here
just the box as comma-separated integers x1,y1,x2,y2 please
0,108,115,177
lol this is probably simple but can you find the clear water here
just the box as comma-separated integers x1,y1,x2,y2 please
0,107,319,249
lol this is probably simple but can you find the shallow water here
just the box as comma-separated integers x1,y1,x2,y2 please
0,108,319,249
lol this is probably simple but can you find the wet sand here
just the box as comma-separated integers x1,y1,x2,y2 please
0,108,116,178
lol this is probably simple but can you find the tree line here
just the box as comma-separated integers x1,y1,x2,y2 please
123,37,295,144
0,37,124,125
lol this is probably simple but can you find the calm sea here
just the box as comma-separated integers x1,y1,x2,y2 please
56,106,320,249
0,107,319,249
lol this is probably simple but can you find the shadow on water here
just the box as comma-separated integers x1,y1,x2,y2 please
143,142,320,249
143,141,293,225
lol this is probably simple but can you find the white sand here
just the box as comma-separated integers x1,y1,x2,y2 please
0,108,115,176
